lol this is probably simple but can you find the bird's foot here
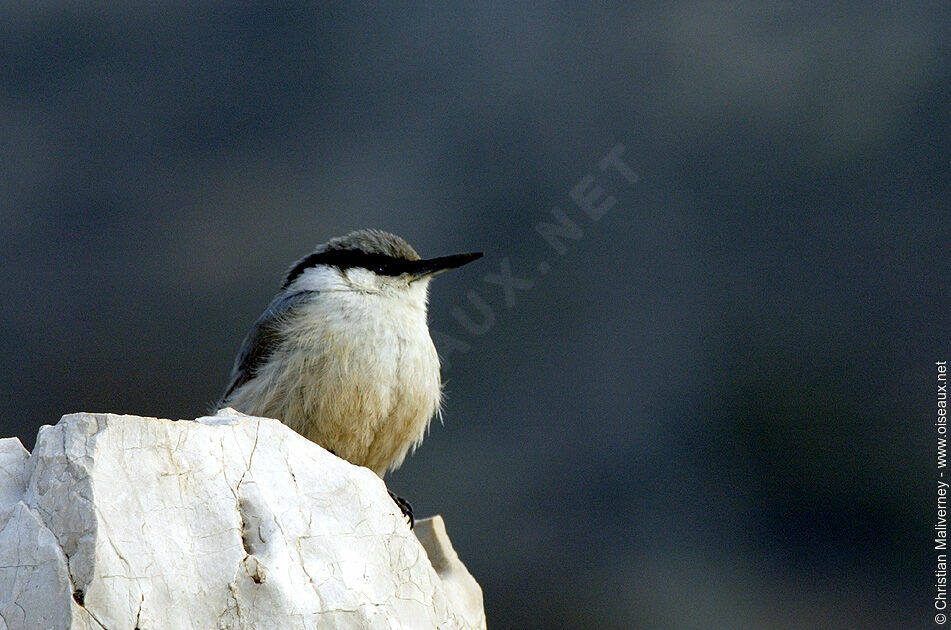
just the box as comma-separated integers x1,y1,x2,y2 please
388,490,414,529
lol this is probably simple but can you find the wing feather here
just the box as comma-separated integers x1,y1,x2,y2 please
218,290,317,406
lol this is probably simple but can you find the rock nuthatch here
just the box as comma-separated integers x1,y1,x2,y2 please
218,229,482,523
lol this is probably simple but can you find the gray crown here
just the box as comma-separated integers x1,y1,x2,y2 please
320,229,421,261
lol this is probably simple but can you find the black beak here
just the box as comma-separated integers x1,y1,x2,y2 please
410,252,483,281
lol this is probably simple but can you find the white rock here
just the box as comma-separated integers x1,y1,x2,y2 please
414,516,486,630
0,411,485,629
0,438,29,510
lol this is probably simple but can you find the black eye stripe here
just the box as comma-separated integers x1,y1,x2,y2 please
283,249,416,288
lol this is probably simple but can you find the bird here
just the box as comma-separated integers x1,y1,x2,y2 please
217,229,482,524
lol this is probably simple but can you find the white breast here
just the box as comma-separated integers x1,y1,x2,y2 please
227,267,442,476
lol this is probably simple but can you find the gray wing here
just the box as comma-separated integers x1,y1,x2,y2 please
218,290,317,407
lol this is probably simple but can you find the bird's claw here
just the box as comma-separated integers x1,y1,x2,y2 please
388,490,414,529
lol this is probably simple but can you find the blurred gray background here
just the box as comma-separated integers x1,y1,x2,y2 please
1,3,947,628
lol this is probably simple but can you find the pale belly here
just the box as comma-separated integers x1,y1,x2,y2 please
226,303,442,476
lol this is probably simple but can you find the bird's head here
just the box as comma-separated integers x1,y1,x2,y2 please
282,229,482,300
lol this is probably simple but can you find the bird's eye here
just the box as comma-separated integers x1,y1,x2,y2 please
374,265,388,275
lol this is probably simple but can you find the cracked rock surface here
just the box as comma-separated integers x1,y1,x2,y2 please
0,410,485,629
